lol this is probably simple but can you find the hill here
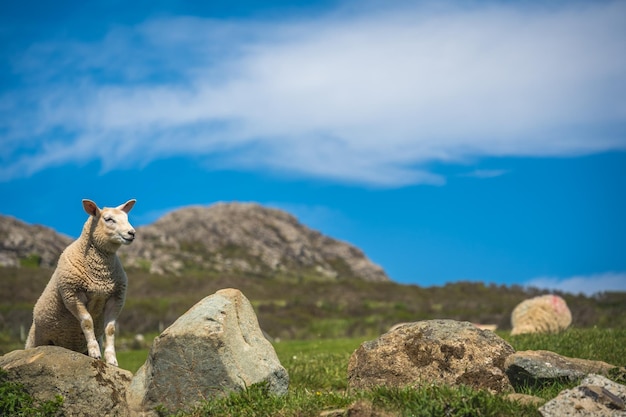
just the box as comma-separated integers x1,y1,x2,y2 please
0,215,72,268
0,202,388,282
1,203,625,350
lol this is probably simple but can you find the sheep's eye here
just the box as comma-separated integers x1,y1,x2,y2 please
104,217,115,223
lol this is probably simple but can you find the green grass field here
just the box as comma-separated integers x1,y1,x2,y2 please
110,328,626,417
3,264,626,415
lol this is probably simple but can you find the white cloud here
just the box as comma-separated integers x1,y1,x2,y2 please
460,169,509,179
525,271,626,296
1,1,625,184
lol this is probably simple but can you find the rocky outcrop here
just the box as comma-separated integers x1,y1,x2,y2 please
2,288,288,416
127,288,289,415
0,346,133,416
1,203,389,282
511,294,572,335
347,319,515,394
505,350,622,389
539,374,626,417
0,215,72,268
120,202,388,281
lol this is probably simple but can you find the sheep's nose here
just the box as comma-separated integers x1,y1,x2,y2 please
128,229,136,237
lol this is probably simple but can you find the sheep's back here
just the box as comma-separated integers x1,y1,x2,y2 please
511,295,572,335
31,271,89,352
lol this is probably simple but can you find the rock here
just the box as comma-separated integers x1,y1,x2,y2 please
0,346,132,417
511,294,572,335
121,202,389,281
127,288,289,415
347,319,515,394
505,350,620,389
473,323,498,331
318,400,402,417
0,214,72,268
388,322,411,332
505,393,546,407
539,374,626,417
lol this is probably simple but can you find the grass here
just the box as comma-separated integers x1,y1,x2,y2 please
502,327,626,366
168,384,542,417
112,328,626,416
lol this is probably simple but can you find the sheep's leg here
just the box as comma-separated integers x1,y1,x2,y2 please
64,293,102,359
102,297,122,366
25,323,36,348
103,319,117,366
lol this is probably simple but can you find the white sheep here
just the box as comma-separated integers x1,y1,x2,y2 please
25,199,136,366
510,294,572,335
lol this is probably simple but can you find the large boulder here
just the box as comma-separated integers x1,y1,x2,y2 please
127,288,289,415
539,374,626,417
347,319,515,394
505,350,622,389
0,346,132,417
511,294,572,335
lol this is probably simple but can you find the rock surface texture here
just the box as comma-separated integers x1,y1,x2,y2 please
511,294,572,335
120,202,389,281
0,215,72,267
127,288,289,415
347,319,515,394
539,374,626,417
505,350,621,389
0,346,132,417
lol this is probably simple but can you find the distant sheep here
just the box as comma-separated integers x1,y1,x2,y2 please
25,199,136,366
511,294,572,335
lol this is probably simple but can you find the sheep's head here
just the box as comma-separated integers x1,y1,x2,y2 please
83,199,136,250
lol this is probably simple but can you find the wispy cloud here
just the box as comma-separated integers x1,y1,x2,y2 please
1,1,625,185
460,169,509,179
525,271,626,296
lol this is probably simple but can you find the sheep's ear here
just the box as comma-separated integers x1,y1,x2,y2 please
118,199,136,214
82,199,100,217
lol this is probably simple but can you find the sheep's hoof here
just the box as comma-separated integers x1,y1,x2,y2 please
104,349,118,366
88,350,102,360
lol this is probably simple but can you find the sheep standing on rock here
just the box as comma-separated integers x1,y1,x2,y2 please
25,199,136,366
511,294,572,336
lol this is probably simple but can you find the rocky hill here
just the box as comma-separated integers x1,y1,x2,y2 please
0,215,72,268
0,203,389,282
120,202,389,282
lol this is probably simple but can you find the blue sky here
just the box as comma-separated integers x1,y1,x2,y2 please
1,0,625,295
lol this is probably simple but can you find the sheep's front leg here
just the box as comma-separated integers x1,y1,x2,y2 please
102,297,122,366
69,293,102,360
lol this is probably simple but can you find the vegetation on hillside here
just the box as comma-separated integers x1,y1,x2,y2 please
1,266,625,353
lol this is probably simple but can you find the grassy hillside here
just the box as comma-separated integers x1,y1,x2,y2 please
1,266,625,353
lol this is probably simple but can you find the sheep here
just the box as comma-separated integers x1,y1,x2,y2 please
25,199,136,366
510,294,572,335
